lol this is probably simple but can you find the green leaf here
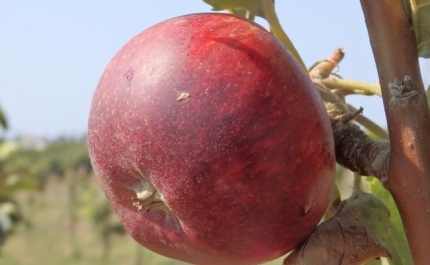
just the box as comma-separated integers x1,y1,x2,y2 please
347,189,391,244
202,0,272,18
405,0,430,58
368,178,413,265
228,9,256,20
203,0,307,70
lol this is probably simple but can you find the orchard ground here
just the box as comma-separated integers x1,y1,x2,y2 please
0,174,286,265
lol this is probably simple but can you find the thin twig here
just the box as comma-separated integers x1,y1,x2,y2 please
322,79,382,96
309,48,345,79
347,104,389,140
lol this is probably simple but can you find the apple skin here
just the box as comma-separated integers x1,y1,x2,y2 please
88,13,335,265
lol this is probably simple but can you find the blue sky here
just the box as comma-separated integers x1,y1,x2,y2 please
1,1,429,139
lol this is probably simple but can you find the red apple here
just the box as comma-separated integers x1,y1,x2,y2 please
88,13,335,265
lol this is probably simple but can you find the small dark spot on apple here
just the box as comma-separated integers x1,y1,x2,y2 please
124,68,134,86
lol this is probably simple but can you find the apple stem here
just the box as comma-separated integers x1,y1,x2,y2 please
259,0,307,71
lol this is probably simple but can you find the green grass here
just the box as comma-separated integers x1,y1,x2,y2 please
0,176,286,265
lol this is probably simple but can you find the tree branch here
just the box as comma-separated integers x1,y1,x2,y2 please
315,83,390,181
360,1,430,264
322,79,382,97
310,49,390,181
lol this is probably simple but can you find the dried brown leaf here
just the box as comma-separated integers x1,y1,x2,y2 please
283,202,391,265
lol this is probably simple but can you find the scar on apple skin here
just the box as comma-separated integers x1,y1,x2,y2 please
176,92,190,101
303,202,312,214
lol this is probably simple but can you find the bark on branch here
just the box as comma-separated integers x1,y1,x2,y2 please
310,48,390,181
314,81,390,181
359,1,430,264
310,15,430,260
305,2,430,262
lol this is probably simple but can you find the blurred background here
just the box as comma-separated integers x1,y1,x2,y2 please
0,1,428,264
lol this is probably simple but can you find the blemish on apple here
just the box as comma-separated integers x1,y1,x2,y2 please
124,68,134,86
176,92,190,101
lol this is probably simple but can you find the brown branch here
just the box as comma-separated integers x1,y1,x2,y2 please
310,49,391,180
360,1,430,264
331,116,390,182
315,83,390,180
